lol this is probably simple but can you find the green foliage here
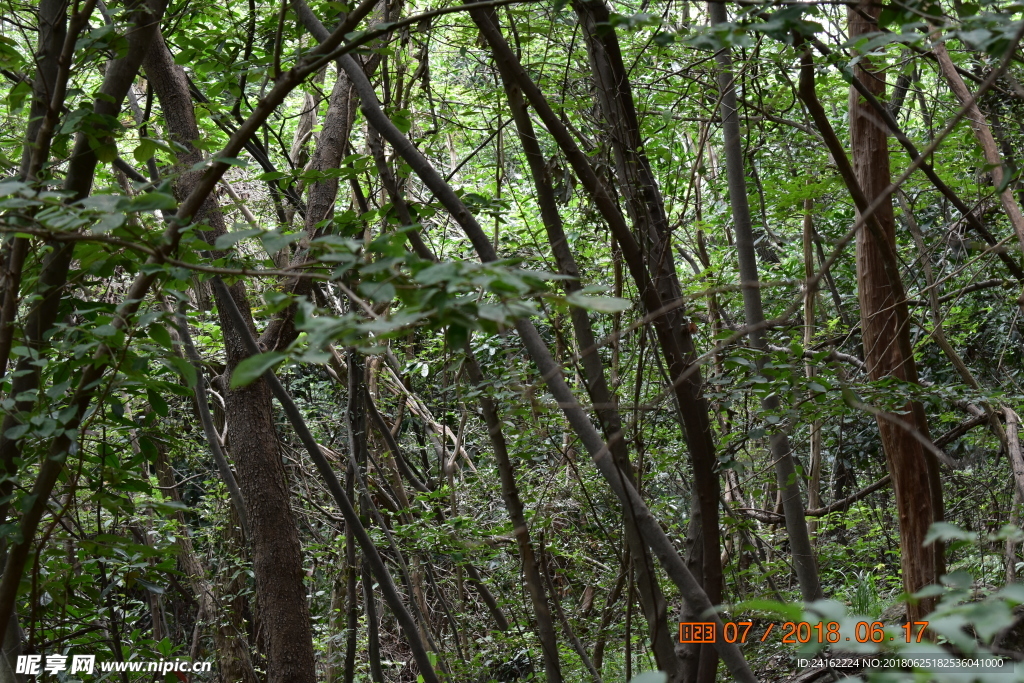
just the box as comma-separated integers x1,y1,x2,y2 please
1,0,1023,679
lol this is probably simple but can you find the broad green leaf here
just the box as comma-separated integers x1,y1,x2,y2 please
215,229,262,250
229,352,286,389
124,192,177,213
566,292,631,313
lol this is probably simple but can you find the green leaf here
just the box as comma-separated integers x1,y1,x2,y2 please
215,229,262,250
165,356,198,388
133,138,158,163
566,292,631,313
134,578,166,595
924,521,977,546
6,80,31,113
229,352,286,389
149,324,173,349
358,280,396,303
392,109,413,135
90,139,118,163
146,388,169,417
260,230,300,254
124,192,177,213
4,424,28,440
92,212,125,233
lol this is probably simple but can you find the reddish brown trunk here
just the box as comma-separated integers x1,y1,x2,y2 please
848,0,944,620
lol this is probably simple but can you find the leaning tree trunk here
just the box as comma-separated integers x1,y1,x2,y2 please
847,0,944,621
486,9,679,678
144,29,318,683
570,3,721,679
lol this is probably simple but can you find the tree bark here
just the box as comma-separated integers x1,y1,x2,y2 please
488,13,679,677
463,352,564,683
261,66,356,351
144,29,318,683
154,441,258,683
803,198,823,541
932,35,1024,292
846,2,944,620
289,6,754,681
0,0,165,544
565,4,722,677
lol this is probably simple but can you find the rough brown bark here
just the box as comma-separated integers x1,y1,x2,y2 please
144,29,317,683
847,1,944,620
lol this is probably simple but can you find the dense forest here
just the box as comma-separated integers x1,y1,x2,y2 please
1,0,1024,680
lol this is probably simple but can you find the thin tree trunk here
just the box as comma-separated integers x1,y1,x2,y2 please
363,564,385,683
1004,408,1024,501
519,4,721,676
154,442,258,683
326,574,346,683
211,276,443,683
491,22,679,678
803,198,823,541
932,36,1024,291
541,548,603,683
709,0,822,603
260,67,356,351
171,303,250,537
462,352,564,683
343,470,358,683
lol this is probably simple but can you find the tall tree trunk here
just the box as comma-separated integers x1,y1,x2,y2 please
708,0,822,603
144,30,317,683
569,4,721,678
847,1,944,620
488,18,679,679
